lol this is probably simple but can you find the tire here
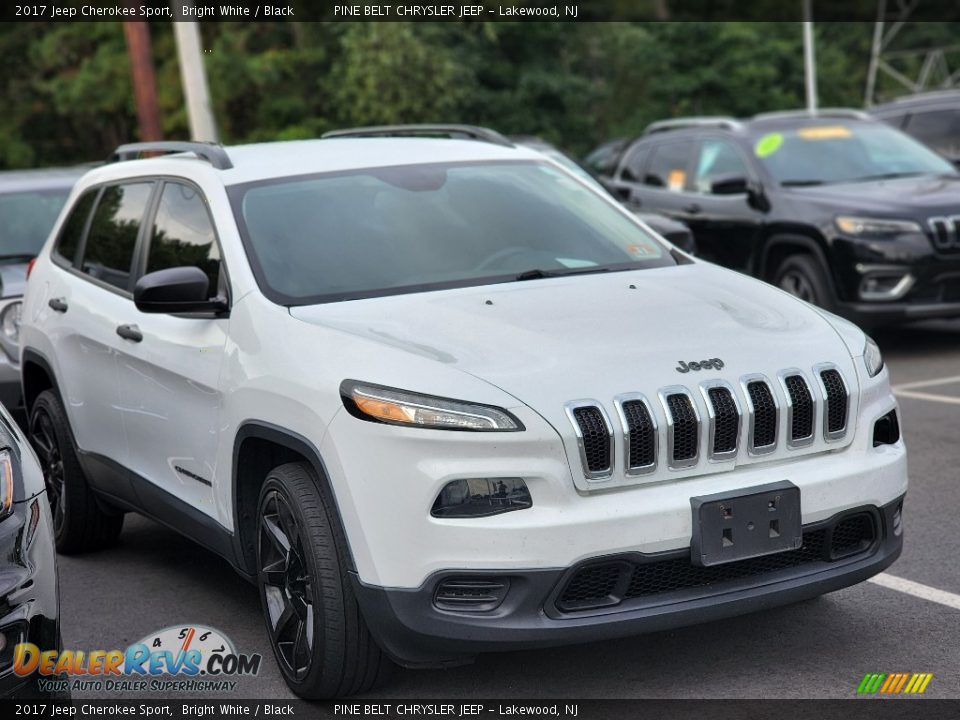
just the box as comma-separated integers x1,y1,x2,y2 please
774,254,834,310
29,390,123,554
256,462,393,698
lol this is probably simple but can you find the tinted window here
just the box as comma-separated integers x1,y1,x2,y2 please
234,161,674,304
645,142,692,190
620,145,649,181
147,183,221,298
0,189,72,257
82,183,152,291
584,139,628,176
53,189,96,264
905,110,960,158
694,139,750,193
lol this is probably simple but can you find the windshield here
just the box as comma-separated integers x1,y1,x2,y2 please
751,122,955,185
0,189,71,257
232,161,673,304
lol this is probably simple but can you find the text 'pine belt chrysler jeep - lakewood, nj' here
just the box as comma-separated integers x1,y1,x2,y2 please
19,127,907,698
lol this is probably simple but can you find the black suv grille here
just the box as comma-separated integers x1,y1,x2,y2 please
555,513,877,613
666,393,698,462
622,400,656,470
820,369,848,434
747,381,777,449
784,375,814,442
572,406,611,473
707,387,738,455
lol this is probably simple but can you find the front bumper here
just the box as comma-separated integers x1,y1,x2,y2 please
0,492,61,698
354,496,904,668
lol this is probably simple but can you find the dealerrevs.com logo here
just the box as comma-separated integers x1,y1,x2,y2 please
13,624,262,694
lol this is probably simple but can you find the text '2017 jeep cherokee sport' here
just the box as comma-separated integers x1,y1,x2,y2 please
20,127,907,698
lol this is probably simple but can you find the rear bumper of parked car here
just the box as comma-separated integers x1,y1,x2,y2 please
355,495,904,668
0,492,61,698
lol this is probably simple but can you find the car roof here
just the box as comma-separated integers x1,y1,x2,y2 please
870,90,960,114
87,138,546,188
0,166,90,194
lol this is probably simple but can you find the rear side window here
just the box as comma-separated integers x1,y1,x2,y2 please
81,183,153,291
645,142,693,191
694,139,751,193
54,190,97,265
146,182,221,298
904,110,960,158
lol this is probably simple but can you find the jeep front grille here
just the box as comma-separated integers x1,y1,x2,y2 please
565,364,851,480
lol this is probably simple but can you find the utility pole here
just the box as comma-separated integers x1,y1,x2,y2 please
173,4,219,142
802,0,818,113
123,21,163,142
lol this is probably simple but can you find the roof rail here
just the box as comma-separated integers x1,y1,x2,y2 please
750,108,871,122
643,117,743,135
110,141,233,170
890,89,960,104
322,124,514,148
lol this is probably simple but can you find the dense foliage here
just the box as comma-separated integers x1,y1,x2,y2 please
0,21,957,169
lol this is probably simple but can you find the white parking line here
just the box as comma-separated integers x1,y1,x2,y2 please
868,572,960,611
894,389,960,406
892,374,960,391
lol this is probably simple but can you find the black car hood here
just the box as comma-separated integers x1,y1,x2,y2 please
783,174,960,215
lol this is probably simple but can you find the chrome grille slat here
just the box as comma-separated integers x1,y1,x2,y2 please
779,371,815,449
816,364,850,441
742,375,779,455
699,380,741,461
565,401,613,479
614,394,658,475
659,387,700,470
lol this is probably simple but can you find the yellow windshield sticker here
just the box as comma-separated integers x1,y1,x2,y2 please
797,125,851,140
754,132,784,157
668,169,686,191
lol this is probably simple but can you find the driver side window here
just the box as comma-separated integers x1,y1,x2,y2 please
694,139,750,194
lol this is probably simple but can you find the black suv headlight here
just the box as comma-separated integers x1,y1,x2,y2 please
835,216,922,238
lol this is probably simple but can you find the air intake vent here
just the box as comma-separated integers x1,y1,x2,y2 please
620,398,657,472
664,392,699,467
783,375,814,445
433,578,509,612
568,404,612,477
746,380,777,452
820,368,848,438
706,386,739,457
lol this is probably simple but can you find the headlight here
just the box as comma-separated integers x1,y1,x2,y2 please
0,301,22,344
342,381,523,432
835,216,922,238
0,449,13,520
864,335,884,378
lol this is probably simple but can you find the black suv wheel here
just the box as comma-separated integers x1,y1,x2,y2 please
256,462,393,698
775,255,833,310
29,390,123,553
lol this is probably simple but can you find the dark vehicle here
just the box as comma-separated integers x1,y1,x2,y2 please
596,110,960,326
0,400,62,698
0,169,85,411
512,136,696,254
870,90,960,167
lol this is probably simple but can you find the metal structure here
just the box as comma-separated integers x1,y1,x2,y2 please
865,0,960,105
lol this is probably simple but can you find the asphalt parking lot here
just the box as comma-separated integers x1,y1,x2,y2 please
57,319,960,701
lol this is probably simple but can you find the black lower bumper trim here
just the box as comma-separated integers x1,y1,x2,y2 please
352,496,905,668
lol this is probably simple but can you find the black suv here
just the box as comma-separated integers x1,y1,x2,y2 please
595,109,960,326
870,90,960,167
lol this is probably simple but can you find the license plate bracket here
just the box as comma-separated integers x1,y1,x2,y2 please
690,480,802,567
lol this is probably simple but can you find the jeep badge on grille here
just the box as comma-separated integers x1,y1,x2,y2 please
676,358,725,373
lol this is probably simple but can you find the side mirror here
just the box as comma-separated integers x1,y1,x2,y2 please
134,267,225,314
710,175,750,195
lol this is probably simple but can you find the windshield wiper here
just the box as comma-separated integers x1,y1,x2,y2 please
513,267,612,281
847,171,926,183
780,179,826,187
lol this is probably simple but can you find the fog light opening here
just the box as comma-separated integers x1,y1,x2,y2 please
431,477,531,518
873,409,901,447
859,273,914,302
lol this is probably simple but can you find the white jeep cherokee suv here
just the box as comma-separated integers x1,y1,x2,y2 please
20,127,906,698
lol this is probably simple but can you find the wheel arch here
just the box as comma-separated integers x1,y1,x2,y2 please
21,348,60,416
758,230,835,292
231,421,356,579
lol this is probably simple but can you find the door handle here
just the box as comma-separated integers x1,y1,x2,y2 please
116,324,143,343
48,298,68,313
683,203,702,215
